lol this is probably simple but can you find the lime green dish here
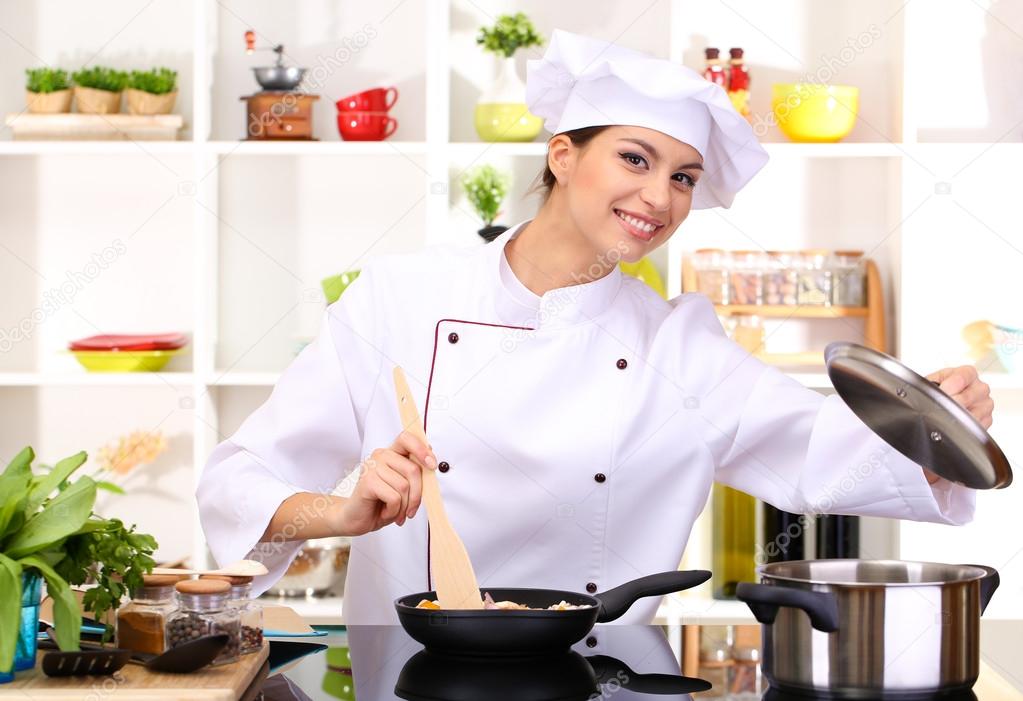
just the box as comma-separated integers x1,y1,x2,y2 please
71,349,181,372
620,257,667,299
322,270,361,305
474,103,543,142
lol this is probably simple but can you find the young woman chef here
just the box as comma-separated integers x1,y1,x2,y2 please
198,30,993,625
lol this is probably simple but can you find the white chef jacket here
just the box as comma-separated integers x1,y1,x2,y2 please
197,221,975,625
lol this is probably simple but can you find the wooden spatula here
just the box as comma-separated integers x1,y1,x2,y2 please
393,366,483,609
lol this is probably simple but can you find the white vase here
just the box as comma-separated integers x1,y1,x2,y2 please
474,55,543,142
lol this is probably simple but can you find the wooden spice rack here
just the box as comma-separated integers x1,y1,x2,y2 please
681,257,887,365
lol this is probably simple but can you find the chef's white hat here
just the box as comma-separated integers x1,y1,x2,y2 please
526,30,769,209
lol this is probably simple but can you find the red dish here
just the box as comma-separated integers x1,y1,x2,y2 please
68,333,189,351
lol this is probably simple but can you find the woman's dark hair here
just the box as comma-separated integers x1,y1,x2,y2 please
528,126,611,203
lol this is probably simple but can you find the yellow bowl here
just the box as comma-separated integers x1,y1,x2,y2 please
474,103,544,142
70,349,181,372
771,83,859,143
620,257,667,299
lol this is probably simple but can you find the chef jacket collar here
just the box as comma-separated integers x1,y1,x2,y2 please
483,220,623,330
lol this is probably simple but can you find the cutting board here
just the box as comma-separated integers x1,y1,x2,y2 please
0,642,268,700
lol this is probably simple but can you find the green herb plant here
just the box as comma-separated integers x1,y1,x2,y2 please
128,67,177,95
0,447,157,673
475,13,543,58
71,66,129,93
460,164,511,226
25,68,70,94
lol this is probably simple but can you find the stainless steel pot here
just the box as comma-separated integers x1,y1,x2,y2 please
737,559,999,698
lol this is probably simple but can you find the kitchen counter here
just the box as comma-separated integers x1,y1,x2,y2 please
251,622,1023,700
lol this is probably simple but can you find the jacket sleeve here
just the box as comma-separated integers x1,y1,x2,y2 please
196,263,385,595
669,294,975,525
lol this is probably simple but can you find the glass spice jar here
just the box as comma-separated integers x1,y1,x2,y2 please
693,248,730,304
832,250,866,306
116,574,183,655
763,250,799,306
728,250,765,305
201,575,263,655
167,578,241,666
796,249,833,306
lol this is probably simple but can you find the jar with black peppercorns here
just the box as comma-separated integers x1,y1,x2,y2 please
166,578,240,666
201,574,263,654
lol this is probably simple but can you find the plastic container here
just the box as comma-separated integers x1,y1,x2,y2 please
166,579,241,666
116,574,183,655
201,575,263,654
692,249,730,304
796,249,833,306
0,572,42,682
832,250,866,306
729,250,765,305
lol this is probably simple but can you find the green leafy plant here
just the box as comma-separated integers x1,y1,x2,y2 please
127,67,177,95
25,68,70,94
0,447,157,673
71,66,129,92
461,164,511,226
476,13,543,58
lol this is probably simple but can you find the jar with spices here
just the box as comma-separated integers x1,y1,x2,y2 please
116,574,183,655
201,575,263,655
832,250,866,307
729,250,765,305
697,625,734,697
167,578,241,666
796,249,833,306
763,251,799,306
692,248,730,304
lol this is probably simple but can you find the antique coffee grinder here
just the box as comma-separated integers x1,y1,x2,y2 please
241,30,320,140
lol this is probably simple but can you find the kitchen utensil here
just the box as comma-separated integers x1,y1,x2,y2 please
825,341,1013,489
151,558,269,577
395,647,712,700
244,31,306,91
40,630,229,675
336,111,398,141
395,569,711,656
68,333,189,351
264,536,349,597
737,560,999,698
772,83,859,142
69,348,181,372
335,87,398,113
267,640,328,674
393,366,482,610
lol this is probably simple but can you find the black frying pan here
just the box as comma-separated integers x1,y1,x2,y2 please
395,569,710,656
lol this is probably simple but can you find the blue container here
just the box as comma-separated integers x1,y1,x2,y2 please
0,572,43,683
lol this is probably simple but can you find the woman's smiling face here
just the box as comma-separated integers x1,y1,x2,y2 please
550,125,704,264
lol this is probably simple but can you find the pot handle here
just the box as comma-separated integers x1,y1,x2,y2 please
735,582,840,633
963,564,999,615
594,570,711,623
587,655,712,694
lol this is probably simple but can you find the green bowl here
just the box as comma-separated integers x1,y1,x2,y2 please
322,270,361,305
474,103,543,142
71,349,181,372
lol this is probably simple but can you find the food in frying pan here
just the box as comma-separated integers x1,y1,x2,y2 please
414,592,590,611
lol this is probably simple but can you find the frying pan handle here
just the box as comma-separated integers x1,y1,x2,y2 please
736,582,839,632
963,564,999,615
587,655,712,694
594,570,711,623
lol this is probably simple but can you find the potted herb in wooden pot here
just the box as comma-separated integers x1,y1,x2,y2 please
24,68,71,113
474,13,545,142
125,67,178,115
71,66,128,114
0,447,157,683
461,164,511,242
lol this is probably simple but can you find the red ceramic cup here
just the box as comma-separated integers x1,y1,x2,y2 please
336,111,398,141
335,87,398,113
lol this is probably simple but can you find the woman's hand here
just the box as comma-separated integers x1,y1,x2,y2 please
334,431,438,536
921,365,993,484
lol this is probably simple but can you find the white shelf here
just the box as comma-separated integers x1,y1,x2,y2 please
207,371,281,387
0,372,196,387
0,140,195,155
206,140,429,156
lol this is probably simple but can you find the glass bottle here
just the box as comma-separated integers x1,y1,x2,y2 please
693,248,730,304
816,515,860,559
761,504,805,563
796,249,833,306
727,48,751,121
697,625,733,697
166,578,241,666
116,574,183,655
763,251,799,306
201,575,264,654
712,484,757,599
702,48,728,88
728,250,765,305
832,250,866,306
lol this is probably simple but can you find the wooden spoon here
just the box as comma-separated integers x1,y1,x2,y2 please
150,558,269,577
393,366,482,610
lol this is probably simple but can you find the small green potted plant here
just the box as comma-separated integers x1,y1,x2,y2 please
474,13,545,142
24,68,72,114
125,67,178,115
0,447,157,683
461,164,511,242
71,66,128,114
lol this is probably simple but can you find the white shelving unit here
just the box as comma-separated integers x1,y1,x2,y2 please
1,0,1020,624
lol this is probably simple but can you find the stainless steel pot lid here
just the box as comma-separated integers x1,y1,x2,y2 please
825,342,1012,489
